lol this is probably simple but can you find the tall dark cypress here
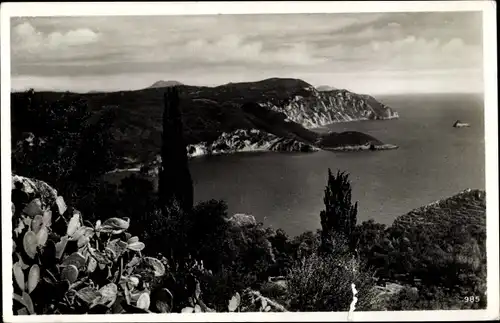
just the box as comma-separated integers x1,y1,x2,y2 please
319,168,358,254
159,87,194,213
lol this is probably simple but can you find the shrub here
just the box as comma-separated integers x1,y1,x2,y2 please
285,250,380,312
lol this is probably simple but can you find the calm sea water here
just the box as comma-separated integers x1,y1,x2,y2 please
190,94,485,237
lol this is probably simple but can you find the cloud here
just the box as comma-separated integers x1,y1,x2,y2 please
47,28,99,47
166,34,326,66
12,21,99,53
316,35,482,72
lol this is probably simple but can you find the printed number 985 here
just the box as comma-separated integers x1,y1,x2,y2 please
464,296,480,303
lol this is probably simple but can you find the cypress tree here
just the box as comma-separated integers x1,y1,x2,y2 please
158,87,194,213
319,168,358,254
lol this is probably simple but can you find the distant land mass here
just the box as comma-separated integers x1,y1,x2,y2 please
147,80,184,88
11,78,399,167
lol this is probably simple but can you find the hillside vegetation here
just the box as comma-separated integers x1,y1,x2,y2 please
11,78,398,166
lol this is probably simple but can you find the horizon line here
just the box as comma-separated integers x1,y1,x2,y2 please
9,76,486,97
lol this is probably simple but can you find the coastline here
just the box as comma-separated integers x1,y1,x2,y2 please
323,143,399,152
107,142,399,175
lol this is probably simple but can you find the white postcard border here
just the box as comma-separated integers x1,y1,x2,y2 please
1,1,498,322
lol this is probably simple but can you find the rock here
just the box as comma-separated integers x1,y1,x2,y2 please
240,289,287,312
270,138,319,152
12,175,59,211
453,120,470,128
374,282,405,301
227,213,257,227
261,278,288,298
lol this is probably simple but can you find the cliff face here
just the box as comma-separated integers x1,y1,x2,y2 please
186,78,398,130
260,87,399,129
185,129,318,158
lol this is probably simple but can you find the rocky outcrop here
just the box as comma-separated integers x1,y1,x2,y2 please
270,137,319,153
12,175,59,211
185,129,319,158
260,87,399,129
11,175,70,239
453,120,470,128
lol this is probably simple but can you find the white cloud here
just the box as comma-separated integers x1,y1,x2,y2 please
123,34,327,67
47,28,99,47
12,21,99,53
317,35,482,72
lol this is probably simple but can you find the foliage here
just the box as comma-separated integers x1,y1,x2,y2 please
319,169,358,254
11,89,118,202
11,182,226,315
285,247,380,312
352,219,387,265
14,195,148,314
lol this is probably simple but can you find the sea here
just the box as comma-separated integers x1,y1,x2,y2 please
188,93,486,237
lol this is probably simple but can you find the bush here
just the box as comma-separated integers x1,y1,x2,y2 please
285,250,380,311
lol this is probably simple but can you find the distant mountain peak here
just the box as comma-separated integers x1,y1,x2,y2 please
148,80,183,88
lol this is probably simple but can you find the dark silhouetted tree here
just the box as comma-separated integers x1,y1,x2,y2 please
319,169,358,254
158,87,194,213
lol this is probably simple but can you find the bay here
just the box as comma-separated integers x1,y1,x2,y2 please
189,93,485,237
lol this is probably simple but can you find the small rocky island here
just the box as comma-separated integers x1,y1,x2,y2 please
453,120,470,128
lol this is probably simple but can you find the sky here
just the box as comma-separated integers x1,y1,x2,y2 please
10,11,484,95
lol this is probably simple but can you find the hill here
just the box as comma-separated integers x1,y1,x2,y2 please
11,78,399,166
358,188,487,309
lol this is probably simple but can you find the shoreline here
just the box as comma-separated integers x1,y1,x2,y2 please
323,144,399,152
108,143,398,175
